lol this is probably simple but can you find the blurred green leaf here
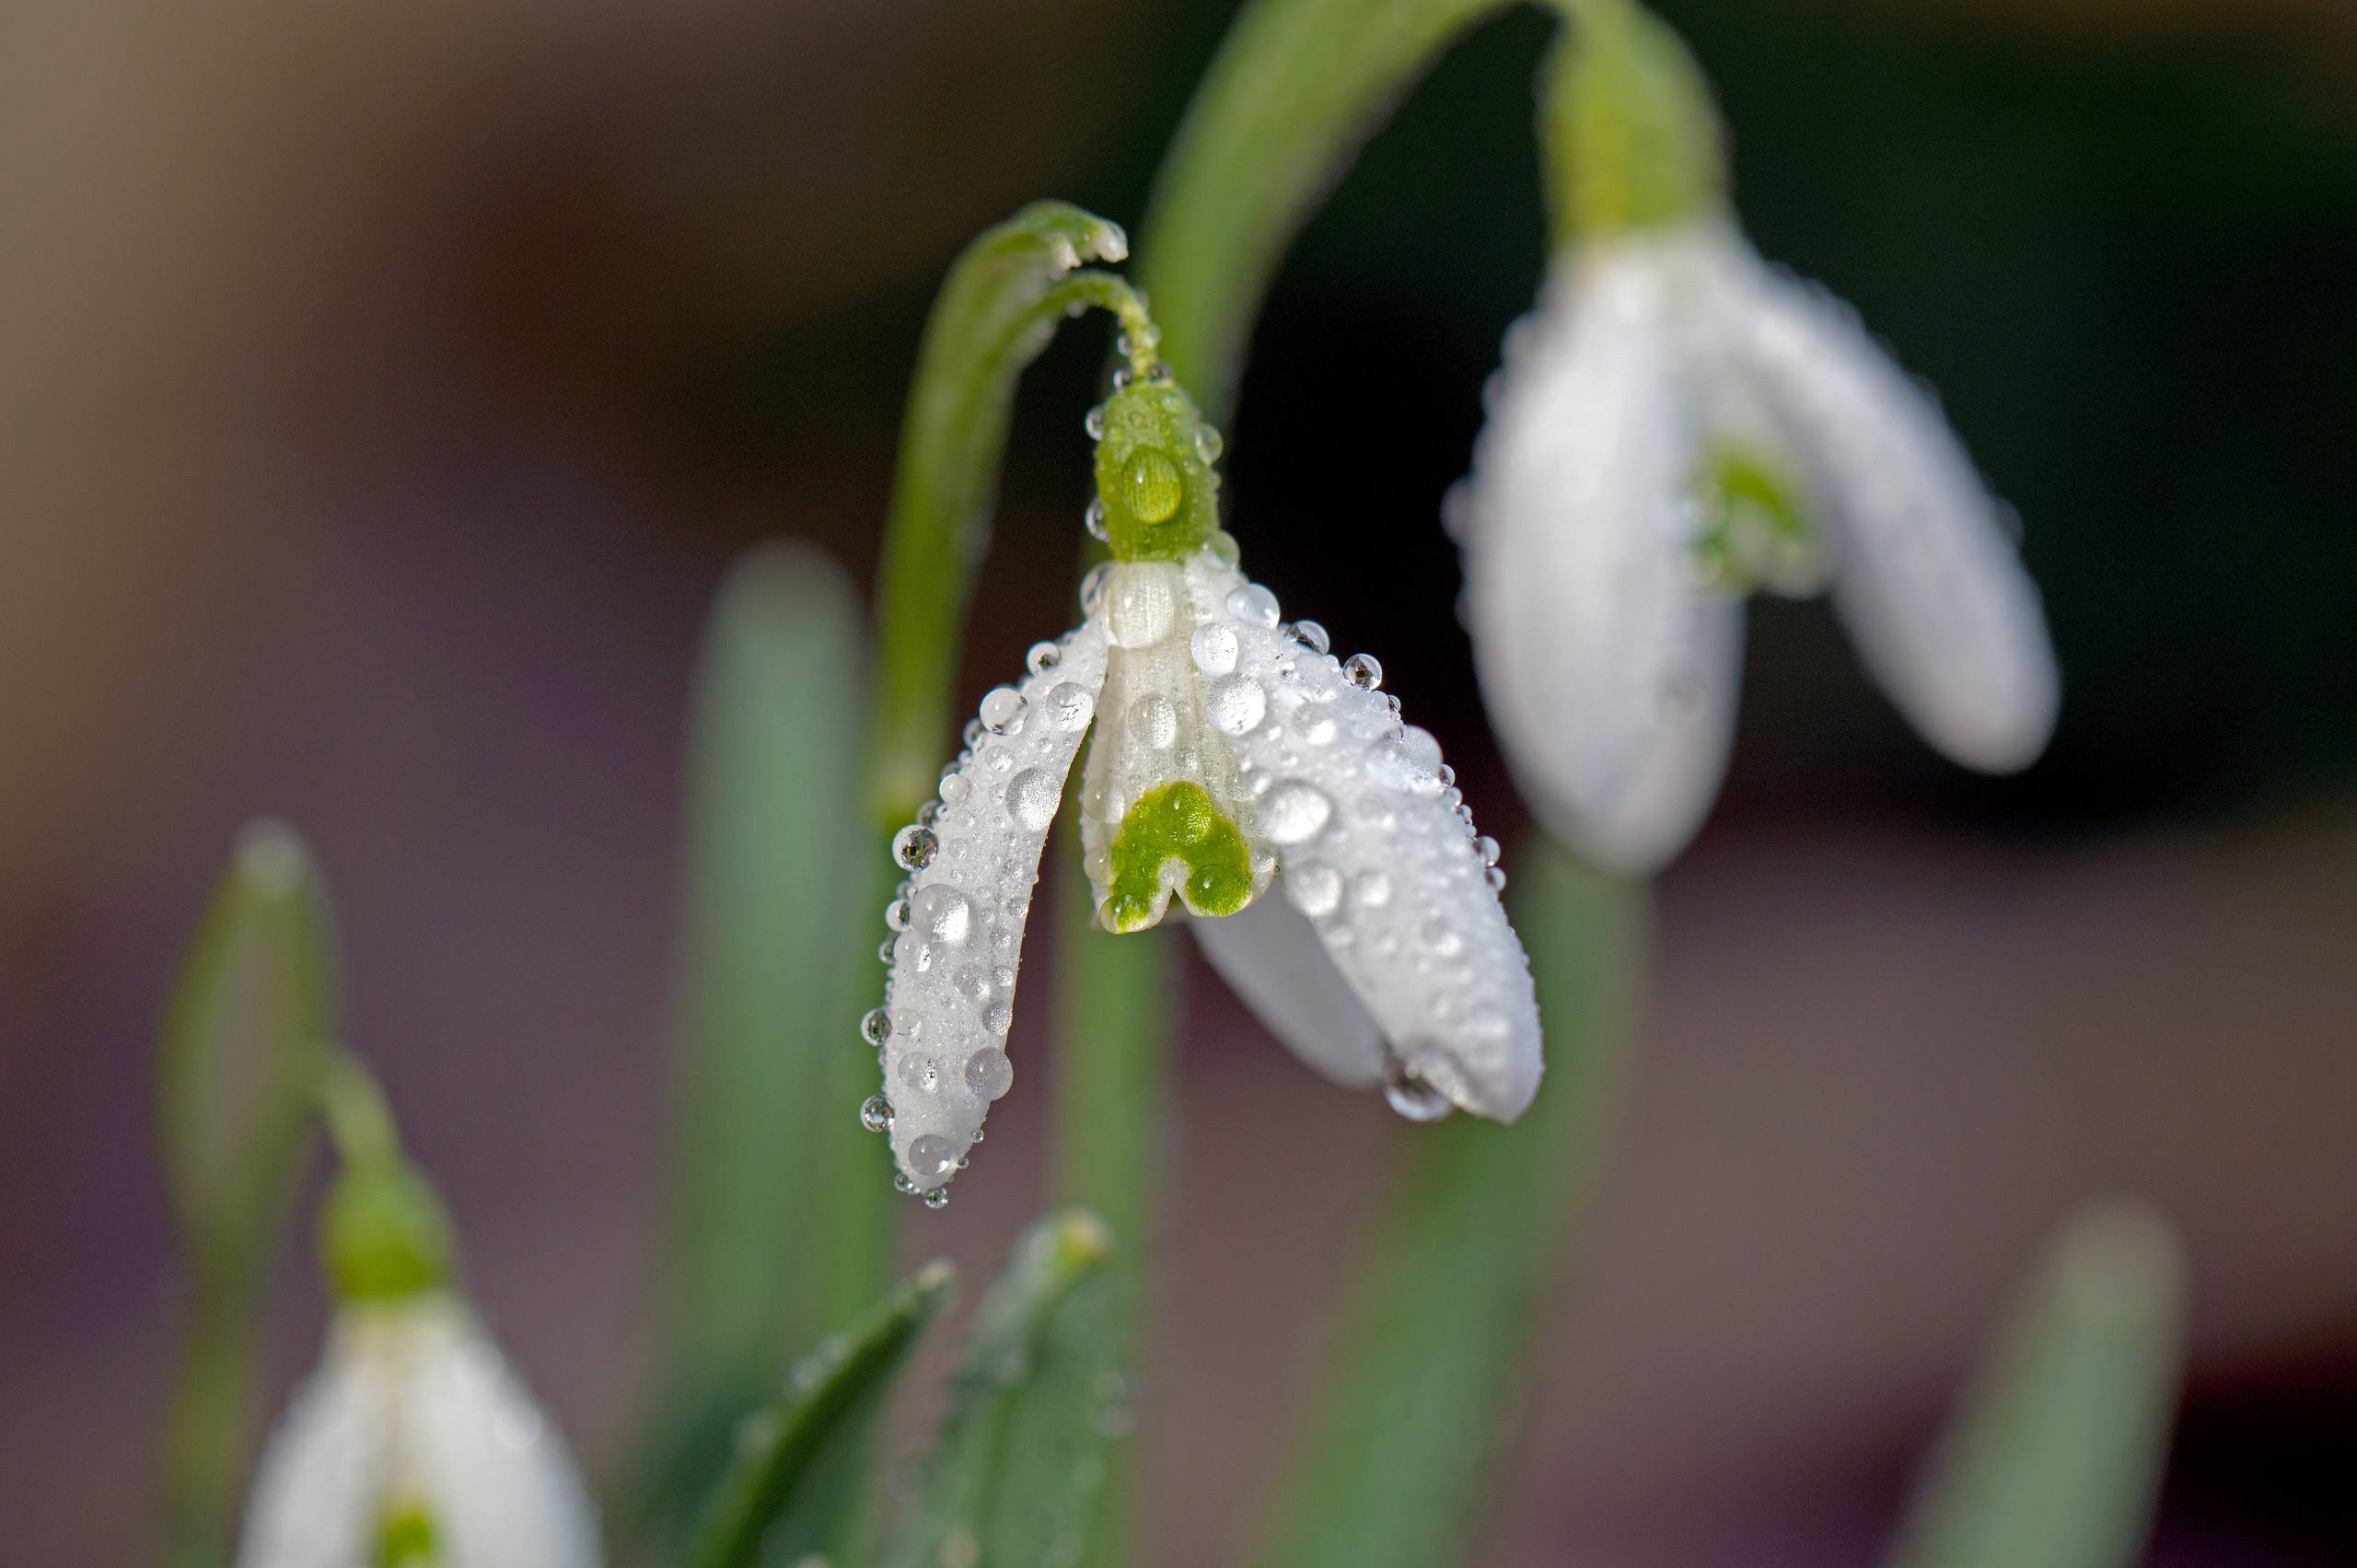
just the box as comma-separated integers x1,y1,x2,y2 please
632,541,876,1551
1890,1200,2187,1568
683,1260,958,1568
886,1210,1127,1568
1248,841,1644,1568
154,820,343,1568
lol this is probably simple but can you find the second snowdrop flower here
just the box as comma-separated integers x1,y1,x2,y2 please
867,363,1542,1199
1457,0,2061,873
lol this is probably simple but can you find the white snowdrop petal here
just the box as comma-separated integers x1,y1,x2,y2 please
1709,243,2059,772
236,1298,598,1568
1184,554,1543,1121
1189,893,1387,1091
1463,238,1743,873
881,616,1109,1189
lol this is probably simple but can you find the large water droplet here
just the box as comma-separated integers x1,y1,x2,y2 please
910,885,973,945
1042,681,1095,733
1342,652,1383,690
1204,673,1266,736
1123,449,1184,524
1106,567,1178,648
1366,726,1445,795
1225,583,1280,629
1007,767,1061,830
909,1133,960,1179
1291,619,1331,656
965,1048,1014,1100
1126,692,1178,749
892,824,938,870
1261,782,1332,844
1190,623,1237,677
980,686,1027,735
1285,860,1343,919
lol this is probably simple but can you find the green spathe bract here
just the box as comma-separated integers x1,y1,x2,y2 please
1096,380,1222,563
1544,0,1729,245
1100,780,1256,932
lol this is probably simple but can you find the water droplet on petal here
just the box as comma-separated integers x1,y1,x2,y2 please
1291,619,1331,655
1342,652,1383,690
1042,681,1096,733
893,825,939,870
1262,782,1332,844
909,1133,959,1179
980,686,1027,735
1126,692,1178,749
1190,623,1238,676
1475,835,1502,867
1080,563,1112,615
1084,404,1107,440
1027,641,1062,675
1384,1072,1452,1123
1007,767,1062,830
1225,583,1280,629
1195,424,1225,465
1084,498,1109,541
1205,674,1266,735
859,1095,892,1132
1367,727,1445,795
965,1048,1014,1100
1285,860,1343,918
861,1007,891,1045
1204,529,1240,567
910,885,973,945
922,1186,951,1210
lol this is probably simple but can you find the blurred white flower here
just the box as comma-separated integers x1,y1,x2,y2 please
1460,221,2058,873
236,1294,599,1568
867,377,1541,1199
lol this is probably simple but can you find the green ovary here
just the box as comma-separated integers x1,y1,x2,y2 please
376,1501,440,1568
1100,781,1254,933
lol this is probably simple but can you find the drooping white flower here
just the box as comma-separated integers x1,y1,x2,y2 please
1457,1,2060,873
866,375,1541,1198
237,1295,599,1568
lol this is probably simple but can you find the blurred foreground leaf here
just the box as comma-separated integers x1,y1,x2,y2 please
1249,841,1644,1568
684,1260,957,1568
155,821,343,1568
886,1210,1126,1568
633,542,875,1550
1890,1201,2187,1568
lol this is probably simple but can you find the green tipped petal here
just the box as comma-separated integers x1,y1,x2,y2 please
1095,381,1224,563
1693,442,1828,597
1545,0,1728,246
1101,781,1255,932
375,1500,442,1568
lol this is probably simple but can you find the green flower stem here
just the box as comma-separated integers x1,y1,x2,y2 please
1137,0,1507,413
869,203,1152,825
155,822,342,1568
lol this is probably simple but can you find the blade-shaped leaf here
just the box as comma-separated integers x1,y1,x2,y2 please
684,1260,958,1568
631,540,875,1551
154,820,343,1568
1249,841,1645,1568
1890,1200,2187,1568
886,1209,1126,1568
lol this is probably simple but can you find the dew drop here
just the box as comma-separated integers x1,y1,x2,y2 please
885,898,911,933
890,827,935,873
1353,869,1393,908
1384,1072,1453,1123
1007,767,1062,830
1486,865,1508,892
980,686,1027,735
1367,727,1445,795
861,1006,891,1045
965,1047,1015,1100
1195,424,1225,465
896,1054,940,1093
1204,674,1266,736
1204,529,1241,568
910,885,973,945
1303,715,1338,747
1262,782,1332,844
1419,916,1465,958
1027,641,1062,675
982,997,1012,1034
1042,681,1096,733
1084,498,1109,541
1106,567,1178,648
1080,562,1112,615
1084,404,1107,440
1285,860,1344,919
1126,692,1178,749
909,1133,959,1179
1123,449,1184,524
923,1186,951,1210
1291,619,1331,655
858,1095,892,1133
940,771,970,804
1341,652,1383,690
1190,623,1238,676
1475,834,1502,867
1225,583,1280,629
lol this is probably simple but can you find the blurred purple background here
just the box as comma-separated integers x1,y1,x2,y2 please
3,0,2352,1562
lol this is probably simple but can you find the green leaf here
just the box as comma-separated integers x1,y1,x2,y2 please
886,1210,1127,1568
683,1260,958,1568
1248,841,1645,1568
630,541,877,1551
1890,1201,2187,1568
154,820,343,1568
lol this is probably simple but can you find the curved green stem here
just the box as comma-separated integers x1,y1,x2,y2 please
869,203,1155,824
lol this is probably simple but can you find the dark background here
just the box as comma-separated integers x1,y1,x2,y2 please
2,0,2351,1562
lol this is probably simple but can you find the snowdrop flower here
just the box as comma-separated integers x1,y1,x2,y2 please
1457,0,2060,872
236,1156,598,1568
865,370,1541,1198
